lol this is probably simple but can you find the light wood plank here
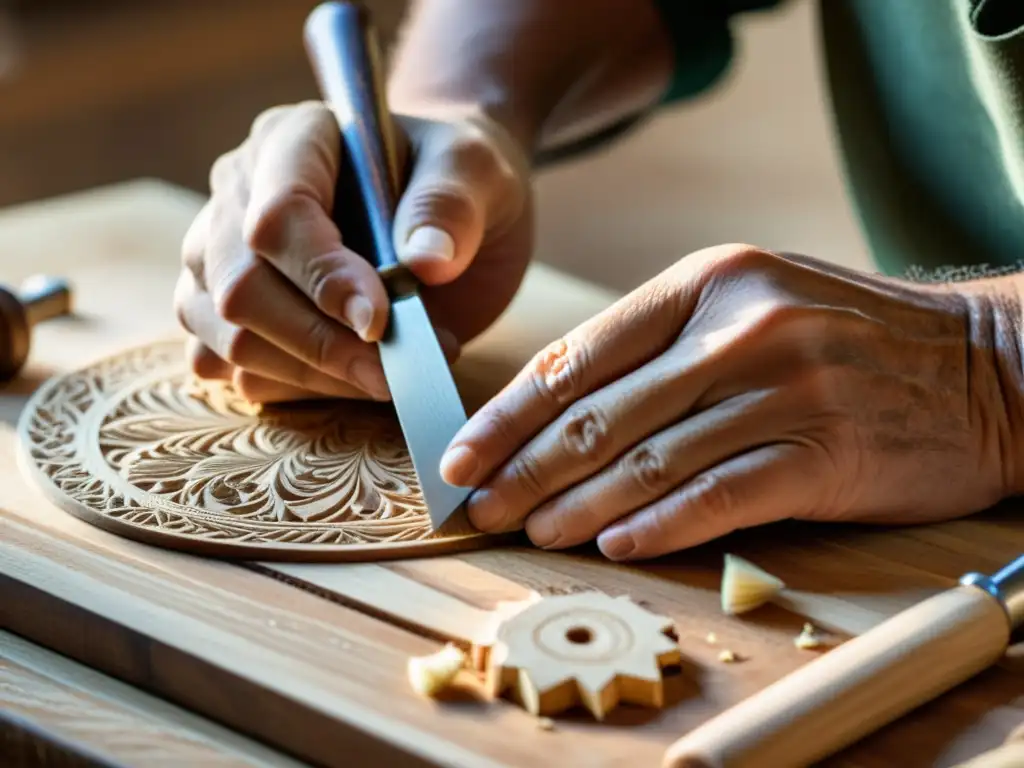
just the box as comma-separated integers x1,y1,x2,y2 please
0,631,305,768
256,561,498,644
0,501,593,768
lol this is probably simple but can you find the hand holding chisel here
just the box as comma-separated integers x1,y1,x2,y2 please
304,1,475,526
172,1,532,524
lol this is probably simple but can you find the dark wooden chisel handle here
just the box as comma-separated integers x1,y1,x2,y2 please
304,1,404,279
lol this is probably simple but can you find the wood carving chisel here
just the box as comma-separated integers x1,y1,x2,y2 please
663,554,1024,768
304,1,471,529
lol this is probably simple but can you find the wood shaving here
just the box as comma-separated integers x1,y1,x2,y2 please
705,632,718,645
721,554,785,615
795,622,823,650
718,649,740,663
537,717,555,731
407,643,467,697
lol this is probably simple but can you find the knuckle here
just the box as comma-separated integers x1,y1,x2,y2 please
404,179,477,232
529,337,589,406
189,344,226,379
687,471,736,523
174,299,192,335
712,245,778,277
223,327,258,366
172,274,194,332
233,373,263,403
180,204,210,268
209,150,241,193
752,302,808,334
801,365,842,405
635,504,676,546
624,443,670,494
747,303,830,359
475,404,523,449
508,451,546,498
448,134,506,182
291,99,334,129
245,185,319,256
304,259,344,312
233,370,278,403
212,266,260,325
438,130,524,217
249,103,294,141
239,103,324,177
694,245,781,297
180,245,207,291
305,319,342,371
559,402,611,461
181,241,205,277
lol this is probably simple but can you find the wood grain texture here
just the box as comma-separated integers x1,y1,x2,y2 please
17,338,488,560
0,503,570,768
0,631,304,768
3,181,1024,767
259,558,535,643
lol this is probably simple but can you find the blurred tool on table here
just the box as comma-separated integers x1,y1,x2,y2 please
0,274,71,381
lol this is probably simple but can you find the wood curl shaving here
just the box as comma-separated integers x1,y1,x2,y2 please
407,643,467,697
720,554,785,615
794,622,823,650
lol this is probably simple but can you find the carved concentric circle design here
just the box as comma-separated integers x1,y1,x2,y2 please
17,339,488,560
482,592,681,719
532,608,634,664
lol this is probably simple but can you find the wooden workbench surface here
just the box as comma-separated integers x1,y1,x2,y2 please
1,180,1022,768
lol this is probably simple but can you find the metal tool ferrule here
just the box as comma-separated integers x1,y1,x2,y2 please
961,554,1024,629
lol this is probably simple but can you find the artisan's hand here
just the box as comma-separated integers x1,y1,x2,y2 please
174,102,532,402
440,245,1018,560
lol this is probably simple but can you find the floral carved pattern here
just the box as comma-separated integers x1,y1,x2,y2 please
17,340,484,559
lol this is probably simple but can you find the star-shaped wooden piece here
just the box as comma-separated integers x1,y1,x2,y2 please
475,592,681,720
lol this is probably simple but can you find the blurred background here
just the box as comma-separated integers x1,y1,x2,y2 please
0,0,871,291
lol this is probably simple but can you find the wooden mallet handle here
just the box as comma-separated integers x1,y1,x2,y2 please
0,275,72,381
663,584,1011,768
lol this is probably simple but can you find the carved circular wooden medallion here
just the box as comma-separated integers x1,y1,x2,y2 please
17,340,489,560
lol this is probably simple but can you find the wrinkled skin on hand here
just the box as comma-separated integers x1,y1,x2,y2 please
174,102,532,403
440,245,1020,560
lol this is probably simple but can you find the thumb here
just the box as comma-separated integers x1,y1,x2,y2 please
392,132,493,286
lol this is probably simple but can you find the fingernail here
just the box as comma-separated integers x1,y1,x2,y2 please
349,358,389,400
440,444,479,487
526,514,559,548
598,527,636,560
345,295,373,339
467,489,511,532
402,226,455,263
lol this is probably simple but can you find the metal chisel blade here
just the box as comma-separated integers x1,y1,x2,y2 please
379,293,471,528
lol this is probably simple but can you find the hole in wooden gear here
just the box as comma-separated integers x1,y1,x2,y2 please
565,626,593,645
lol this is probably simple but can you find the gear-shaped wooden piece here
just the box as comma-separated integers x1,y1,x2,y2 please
476,592,681,720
